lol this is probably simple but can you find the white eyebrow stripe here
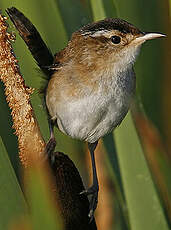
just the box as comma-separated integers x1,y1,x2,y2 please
81,29,110,36
89,30,109,37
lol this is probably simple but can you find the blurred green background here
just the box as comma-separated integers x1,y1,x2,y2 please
0,0,170,229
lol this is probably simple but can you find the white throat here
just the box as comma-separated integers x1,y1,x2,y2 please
114,45,141,74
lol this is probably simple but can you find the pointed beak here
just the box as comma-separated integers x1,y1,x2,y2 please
134,32,166,45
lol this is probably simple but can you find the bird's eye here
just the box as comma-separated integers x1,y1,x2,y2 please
111,35,121,44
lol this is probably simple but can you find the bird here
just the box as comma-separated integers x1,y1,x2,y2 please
45,18,165,220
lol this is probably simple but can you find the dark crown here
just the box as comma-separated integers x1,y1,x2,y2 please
79,18,143,36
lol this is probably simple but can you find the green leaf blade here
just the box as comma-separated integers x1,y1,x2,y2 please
0,137,27,230
90,0,106,20
26,168,63,230
114,113,169,230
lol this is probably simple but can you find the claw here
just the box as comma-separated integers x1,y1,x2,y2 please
88,190,98,221
80,185,98,222
80,185,98,196
45,137,56,164
88,209,94,223
46,137,56,155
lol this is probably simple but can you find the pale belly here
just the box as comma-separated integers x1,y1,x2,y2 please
54,73,135,143
56,97,129,143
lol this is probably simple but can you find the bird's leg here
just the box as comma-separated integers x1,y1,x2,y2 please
45,118,56,157
80,141,99,221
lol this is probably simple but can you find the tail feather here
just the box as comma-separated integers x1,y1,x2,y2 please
6,7,54,79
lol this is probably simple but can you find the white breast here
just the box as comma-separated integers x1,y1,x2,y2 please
55,67,135,143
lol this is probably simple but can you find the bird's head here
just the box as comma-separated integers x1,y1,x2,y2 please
67,18,165,74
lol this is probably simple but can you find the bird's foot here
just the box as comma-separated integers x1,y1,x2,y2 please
46,137,56,154
45,137,56,163
80,185,99,222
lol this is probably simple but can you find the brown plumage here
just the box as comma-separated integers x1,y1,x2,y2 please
45,18,165,220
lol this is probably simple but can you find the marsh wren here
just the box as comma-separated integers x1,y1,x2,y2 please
45,18,165,219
